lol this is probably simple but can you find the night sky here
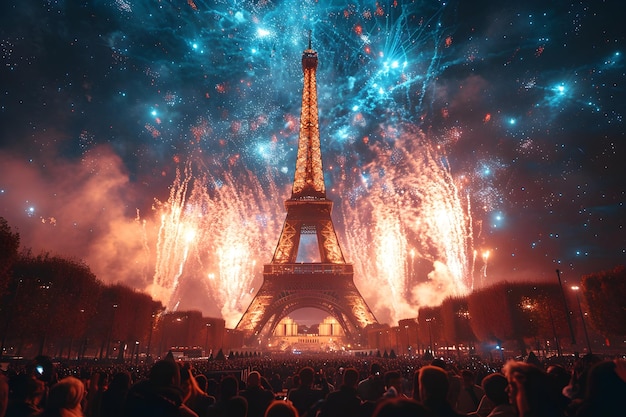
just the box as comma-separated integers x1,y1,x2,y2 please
0,0,624,325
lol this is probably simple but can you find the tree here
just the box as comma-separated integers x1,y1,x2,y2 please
90,284,139,360
467,284,512,343
8,253,101,356
0,217,20,298
418,306,443,354
582,265,626,341
468,282,569,356
441,297,477,355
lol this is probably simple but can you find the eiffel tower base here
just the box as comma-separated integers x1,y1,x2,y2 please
237,263,376,348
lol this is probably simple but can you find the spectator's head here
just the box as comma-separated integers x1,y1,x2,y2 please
109,371,131,389
411,369,420,401
149,360,181,388
584,360,626,405
219,375,239,401
8,374,45,404
503,360,565,417
384,370,403,392
207,378,218,396
195,374,208,393
546,364,570,393
180,365,206,400
418,365,449,403
343,368,359,388
372,397,429,417
431,358,447,370
370,363,382,377
460,369,475,388
481,373,509,405
225,395,248,417
247,371,262,388
265,400,299,417
46,376,85,413
298,367,315,387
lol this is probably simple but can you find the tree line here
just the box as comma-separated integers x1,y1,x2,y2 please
374,267,625,358
0,217,168,359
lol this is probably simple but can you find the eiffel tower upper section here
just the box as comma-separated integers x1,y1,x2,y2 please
269,39,347,265
292,39,326,200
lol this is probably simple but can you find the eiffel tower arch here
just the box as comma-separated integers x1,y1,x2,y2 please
236,42,378,346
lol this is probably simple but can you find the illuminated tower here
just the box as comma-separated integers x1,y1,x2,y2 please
236,41,378,346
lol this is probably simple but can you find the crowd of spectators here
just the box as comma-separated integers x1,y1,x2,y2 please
0,351,624,416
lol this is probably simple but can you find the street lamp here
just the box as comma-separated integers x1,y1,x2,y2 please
425,318,434,355
404,325,410,356
106,303,118,359
571,286,592,354
556,269,576,345
146,313,156,361
205,323,212,356
546,303,562,357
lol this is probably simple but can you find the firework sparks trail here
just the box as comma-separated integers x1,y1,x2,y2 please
481,249,491,288
339,124,474,324
149,160,284,327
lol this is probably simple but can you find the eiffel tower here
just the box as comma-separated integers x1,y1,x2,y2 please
236,40,378,346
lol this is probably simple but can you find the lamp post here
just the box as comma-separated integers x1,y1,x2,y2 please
425,318,434,355
404,325,410,356
395,328,400,355
106,303,118,359
146,313,155,361
571,286,592,354
556,269,576,345
204,323,211,356
546,303,562,357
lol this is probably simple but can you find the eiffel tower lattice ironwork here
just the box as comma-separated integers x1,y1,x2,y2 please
236,42,378,345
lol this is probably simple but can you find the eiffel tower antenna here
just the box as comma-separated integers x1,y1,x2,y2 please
235,44,378,347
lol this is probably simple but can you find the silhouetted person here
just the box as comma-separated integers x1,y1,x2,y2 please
100,372,131,417
431,358,462,410
546,365,570,397
287,367,328,417
85,372,107,417
457,369,484,414
207,375,238,417
180,366,215,417
264,400,299,417
418,365,464,417
372,397,430,417
125,359,198,417
241,371,274,417
194,375,208,394
38,376,85,417
562,353,601,402
382,370,405,399
269,374,283,395
479,373,515,417
503,360,566,417
357,363,385,402
318,368,361,417
5,374,44,417
574,359,626,417
224,395,247,417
